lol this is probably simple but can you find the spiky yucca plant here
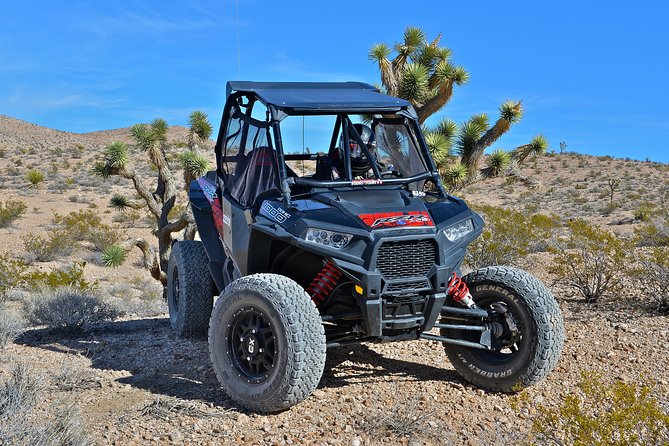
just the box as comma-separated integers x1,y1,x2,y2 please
179,150,211,187
188,111,213,150
102,245,126,268
513,134,548,165
443,162,469,189
369,27,469,125
487,150,512,176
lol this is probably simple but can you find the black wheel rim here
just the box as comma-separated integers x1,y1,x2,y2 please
228,306,276,384
472,294,526,366
446,292,527,366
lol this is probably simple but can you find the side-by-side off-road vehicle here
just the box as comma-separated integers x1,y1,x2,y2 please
167,81,564,412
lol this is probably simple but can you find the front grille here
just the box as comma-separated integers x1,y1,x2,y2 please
385,279,431,295
376,239,436,280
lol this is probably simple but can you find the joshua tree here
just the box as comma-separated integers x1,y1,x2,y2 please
608,178,621,203
370,27,545,181
94,112,212,289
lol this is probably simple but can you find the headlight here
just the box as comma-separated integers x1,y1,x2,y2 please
442,219,474,242
305,228,352,249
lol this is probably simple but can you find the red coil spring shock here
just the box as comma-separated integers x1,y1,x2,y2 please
447,273,475,308
307,260,342,305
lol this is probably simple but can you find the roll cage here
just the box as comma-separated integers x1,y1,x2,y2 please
214,82,447,207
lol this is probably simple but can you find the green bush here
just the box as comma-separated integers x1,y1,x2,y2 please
634,214,669,247
22,231,75,262
633,202,656,222
549,219,626,303
88,225,123,251
465,205,560,269
24,286,118,330
101,245,126,267
637,247,669,314
52,210,102,241
0,254,28,301
24,169,45,188
0,200,27,228
21,262,97,292
530,371,669,445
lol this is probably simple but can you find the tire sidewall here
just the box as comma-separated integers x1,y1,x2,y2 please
210,287,292,404
166,245,184,331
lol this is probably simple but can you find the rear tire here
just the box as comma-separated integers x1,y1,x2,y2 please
167,241,216,337
208,274,326,413
442,266,564,392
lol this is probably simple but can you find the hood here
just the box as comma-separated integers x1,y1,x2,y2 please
308,189,434,230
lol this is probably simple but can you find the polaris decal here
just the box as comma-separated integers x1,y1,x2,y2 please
260,201,291,223
358,211,434,229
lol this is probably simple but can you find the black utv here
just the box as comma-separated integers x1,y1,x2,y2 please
168,81,564,413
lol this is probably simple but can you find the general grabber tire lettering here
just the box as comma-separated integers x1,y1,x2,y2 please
441,266,564,392
167,240,216,337
208,274,326,413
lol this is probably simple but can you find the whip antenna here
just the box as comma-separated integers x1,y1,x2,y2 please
235,0,241,77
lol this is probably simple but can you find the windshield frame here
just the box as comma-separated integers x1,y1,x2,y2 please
216,92,447,206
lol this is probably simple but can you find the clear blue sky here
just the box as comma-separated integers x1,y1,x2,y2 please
1,1,667,162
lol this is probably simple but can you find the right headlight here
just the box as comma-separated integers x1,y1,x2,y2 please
442,219,474,242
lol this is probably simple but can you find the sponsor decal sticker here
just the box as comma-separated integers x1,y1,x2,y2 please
351,178,383,186
358,211,434,229
260,201,291,224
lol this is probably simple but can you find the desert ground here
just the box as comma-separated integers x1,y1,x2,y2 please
0,114,668,445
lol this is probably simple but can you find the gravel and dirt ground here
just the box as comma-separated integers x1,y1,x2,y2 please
0,115,668,445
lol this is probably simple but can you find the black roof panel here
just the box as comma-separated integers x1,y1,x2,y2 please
226,81,411,113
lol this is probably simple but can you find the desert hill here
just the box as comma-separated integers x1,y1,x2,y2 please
0,115,668,445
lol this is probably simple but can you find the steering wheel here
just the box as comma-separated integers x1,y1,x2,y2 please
381,169,402,179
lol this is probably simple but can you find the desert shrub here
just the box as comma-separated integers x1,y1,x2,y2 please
0,359,88,446
0,200,27,228
529,372,669,445
87,225,123,251
0,254,28,301
24,169,45,188
22,231,75,262
634,214,669,247
633,202,656,222
0,305,24,348
549,219,626,303
21,262,97,292
465,205,560,269
636,247,669,314
52,209,102,241
601,200,621,215
101,245,126,267
24,286,118,330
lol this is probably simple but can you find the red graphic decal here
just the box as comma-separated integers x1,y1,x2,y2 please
358,211,434,229
212,196,225,236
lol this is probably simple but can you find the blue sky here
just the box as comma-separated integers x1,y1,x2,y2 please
1,1,667,162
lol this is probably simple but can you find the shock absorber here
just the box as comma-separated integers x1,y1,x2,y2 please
307,260,342,306
447,273,476,308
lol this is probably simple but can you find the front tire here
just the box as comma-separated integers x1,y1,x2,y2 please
442,266,564,392
209,274,326,413
167,241,216,337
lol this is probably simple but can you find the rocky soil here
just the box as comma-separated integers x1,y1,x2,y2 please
0,115,668,445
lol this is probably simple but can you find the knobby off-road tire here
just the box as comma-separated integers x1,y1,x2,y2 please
442,266,564,392
167,241,216,337
209,274,326,413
